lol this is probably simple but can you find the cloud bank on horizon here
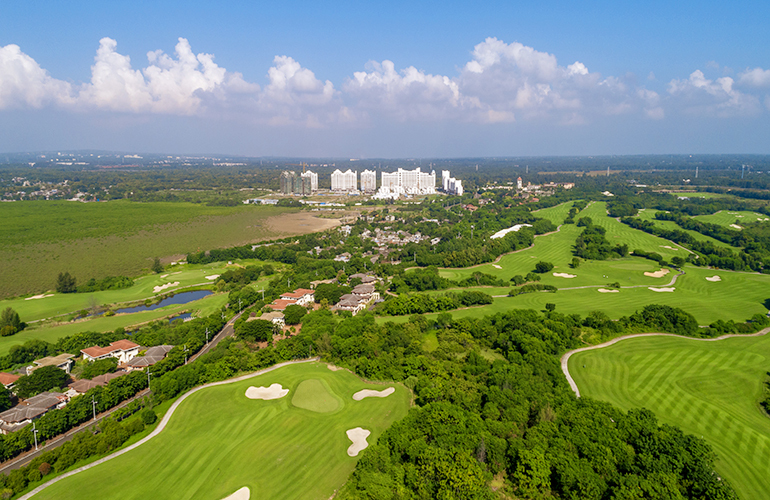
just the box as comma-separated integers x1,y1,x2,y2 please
3,36,769,130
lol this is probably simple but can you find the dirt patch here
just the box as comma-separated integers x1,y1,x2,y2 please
644,269,669,278
245,383,289,400
706,275,722,282
553,272,577,278
597,288,620,293
266,212,343,236
353,387,395,401
649,287,675,292
346,427,371,457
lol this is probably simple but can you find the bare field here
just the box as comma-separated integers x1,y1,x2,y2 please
0,202,337,299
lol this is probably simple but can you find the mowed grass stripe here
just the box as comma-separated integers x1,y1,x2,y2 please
570,334,770,500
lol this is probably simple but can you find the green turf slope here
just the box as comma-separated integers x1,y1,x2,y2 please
35,362,410,500
569,334,770,500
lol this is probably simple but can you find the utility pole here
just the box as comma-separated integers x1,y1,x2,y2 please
471,224,474,239
33,422,39,450
260,289,265,301
238,298,242,312
184,345,189,364
147,370,152,389
92,395,98,421
205,327,210,345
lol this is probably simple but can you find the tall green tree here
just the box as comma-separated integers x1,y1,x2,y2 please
0,307,23,336
14,365,70,399
55,272,77,293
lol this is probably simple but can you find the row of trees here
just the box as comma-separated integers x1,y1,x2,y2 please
377,291,493,316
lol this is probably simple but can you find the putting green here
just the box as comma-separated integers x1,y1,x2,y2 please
292,379,341,413
568,333,770,500
34,362,410,500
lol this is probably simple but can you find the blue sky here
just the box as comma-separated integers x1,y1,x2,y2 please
1,0,769,157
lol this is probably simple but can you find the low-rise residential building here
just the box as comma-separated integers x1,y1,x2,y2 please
81,339,140,363
0,392,68,434
279,289,315,306
0,373,20,390
267,299,297,311
68,371,128,395
258,311,286,327
125,345,175,370
26,353,75,376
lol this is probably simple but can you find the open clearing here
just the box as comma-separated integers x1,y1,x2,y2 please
0,200,334,299
568,333,770,500
33,362,410,500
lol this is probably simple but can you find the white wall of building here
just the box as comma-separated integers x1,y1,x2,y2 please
360,170,377,192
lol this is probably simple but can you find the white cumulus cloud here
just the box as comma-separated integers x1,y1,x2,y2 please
738,67,770,88
0,44,73,109
668,70,760,116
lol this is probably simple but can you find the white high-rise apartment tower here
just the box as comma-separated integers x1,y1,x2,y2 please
331,169,357,192
301,170,318,192
360,170,377,192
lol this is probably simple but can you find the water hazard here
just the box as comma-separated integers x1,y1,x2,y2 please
114,290,212,314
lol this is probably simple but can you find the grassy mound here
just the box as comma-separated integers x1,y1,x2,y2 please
292,378,341,413
569,334,770,500
34,362,410,500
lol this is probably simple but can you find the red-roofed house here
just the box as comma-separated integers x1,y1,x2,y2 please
268,299,297,311
0,373,20,390
81,340,140,363
279,289,315,306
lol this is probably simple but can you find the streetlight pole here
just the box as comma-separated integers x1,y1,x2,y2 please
91,395,98,421
33,421,39,450
205,327,210,346
147,370,152,389
184,345,189,365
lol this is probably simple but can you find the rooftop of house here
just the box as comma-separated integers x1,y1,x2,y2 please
260,311,285,321
81,339,140,358
269,299,296,311
352,284,375,294
126,345,174,368
0,373,20,386
280,289,315,299
33,353,75,367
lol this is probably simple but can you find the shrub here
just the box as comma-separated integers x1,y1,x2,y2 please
140,408,157,425
534,261,554,273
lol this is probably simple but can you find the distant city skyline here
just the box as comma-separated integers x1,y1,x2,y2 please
1,0,769,157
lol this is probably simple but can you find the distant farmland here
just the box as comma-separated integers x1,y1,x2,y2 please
0,201,340,299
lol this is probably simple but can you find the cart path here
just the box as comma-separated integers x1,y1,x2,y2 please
560,327,770,397
20,357,320,500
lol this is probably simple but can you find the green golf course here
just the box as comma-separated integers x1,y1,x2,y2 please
568,333,770,500
33,361,410,500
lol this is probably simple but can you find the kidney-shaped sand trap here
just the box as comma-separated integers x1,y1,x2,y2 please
553,272,577,278
705,275,722,282
346,427,371,457
245,384,289,400
221,487,250,500
353,387,395,401
648,287,675,292
597,288,620,293
644,269,669,278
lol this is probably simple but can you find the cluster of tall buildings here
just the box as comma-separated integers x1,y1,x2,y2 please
442,171,463,196
279,167,462,199
280,170,318,195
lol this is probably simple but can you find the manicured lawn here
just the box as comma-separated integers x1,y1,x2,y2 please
35,362,410,500
569,334,770,500
693,210,770,228
635,209,735,249
531,200,580,225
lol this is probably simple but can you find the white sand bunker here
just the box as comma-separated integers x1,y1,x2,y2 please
644,269,669,278
153,281,179,294
659,245,678,251
706,275,722,282
492,264,502,269
205,274,221,280
221,487,250,500
245,383,289,400
598,288,620,293
649,287,675,292
730,224,743,230
327,364,342,371
346,427,371,457
25,294,53,300
553,272,577,278
353,387,395,401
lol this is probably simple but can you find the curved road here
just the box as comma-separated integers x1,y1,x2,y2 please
21,357,320,499
560,327,770,397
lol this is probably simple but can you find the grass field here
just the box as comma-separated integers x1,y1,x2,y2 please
693,210,770,228
0,292,229,357
635,209,735,249
35,361,410,500
0,201,340,299
569,334,770,500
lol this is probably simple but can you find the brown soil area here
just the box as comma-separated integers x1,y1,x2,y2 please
264,211,345,236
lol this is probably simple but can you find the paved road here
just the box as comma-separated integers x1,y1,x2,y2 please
0,310,243,476
560,327,770,397
20,357,320,500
